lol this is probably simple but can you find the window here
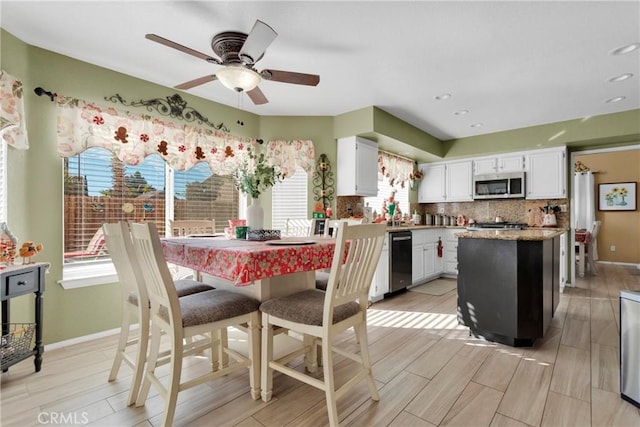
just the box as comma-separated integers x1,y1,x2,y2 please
63,148,238,266
365,174,409,219
173,162,239,232
0,141,6,223
272,167,308,231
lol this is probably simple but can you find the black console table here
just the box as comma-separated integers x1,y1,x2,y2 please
1,263,47,373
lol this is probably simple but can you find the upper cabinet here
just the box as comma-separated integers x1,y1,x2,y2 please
418,160,472,203
526,147,566,199
473,154,525,175
446,161,473,201
418,163,446,202
337,136,379,196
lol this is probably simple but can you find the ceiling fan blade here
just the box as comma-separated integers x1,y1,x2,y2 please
175,75,217,90
246,86,269,105
146,34,221,64
238,20,278,65
260,69,320,86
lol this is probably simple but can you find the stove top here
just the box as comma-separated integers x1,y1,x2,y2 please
467,222,528,230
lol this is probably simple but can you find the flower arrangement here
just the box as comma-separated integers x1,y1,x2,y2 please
605,186,628,206
235,147,284,198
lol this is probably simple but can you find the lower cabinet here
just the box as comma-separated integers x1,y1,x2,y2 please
412,229,445,285
369,235,389,301
444,229,459,275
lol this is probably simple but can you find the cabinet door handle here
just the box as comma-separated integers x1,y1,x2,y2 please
18,280,27,286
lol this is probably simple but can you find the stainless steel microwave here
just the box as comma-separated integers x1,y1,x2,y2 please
473,172,525,199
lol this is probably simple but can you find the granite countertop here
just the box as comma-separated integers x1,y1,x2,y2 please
455,228,567,241
386,225,465,232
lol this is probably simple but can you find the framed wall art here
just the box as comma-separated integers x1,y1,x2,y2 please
598,182,637,211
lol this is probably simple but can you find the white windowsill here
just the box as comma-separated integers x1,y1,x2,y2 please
58,260,118,289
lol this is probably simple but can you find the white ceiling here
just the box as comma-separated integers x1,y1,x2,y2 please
2,1,639,141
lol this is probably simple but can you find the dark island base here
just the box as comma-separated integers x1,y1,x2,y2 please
468,329,535,347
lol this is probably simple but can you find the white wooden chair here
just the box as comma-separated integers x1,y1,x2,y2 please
260,222,386,427
103,222,213,406
168,219,216,237
585,220,601,275
130,222,260,427
283,218,313,237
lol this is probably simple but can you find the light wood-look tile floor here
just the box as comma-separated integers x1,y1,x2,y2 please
2,264,640,426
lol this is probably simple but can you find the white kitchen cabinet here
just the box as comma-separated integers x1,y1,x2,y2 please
445,160,473,202
337,136,378,196
526,147,566,199
369,234,389,301
474,154,525,175
412,229,444,285
418,160,472,203
418,163,446,203
444,228,460,276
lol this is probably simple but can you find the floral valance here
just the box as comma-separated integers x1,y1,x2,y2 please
0,70,29,150
56,97,258,174
266,139,315,178
378,150,415,187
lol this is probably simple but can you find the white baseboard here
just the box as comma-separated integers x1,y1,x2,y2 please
45,326,131,351
596,261,640,268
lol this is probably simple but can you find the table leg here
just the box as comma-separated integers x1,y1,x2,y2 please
578,243,585,278
2,300,8,373
34,289,44,372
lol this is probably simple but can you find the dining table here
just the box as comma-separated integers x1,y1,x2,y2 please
161,235,337,301
575,229,591,277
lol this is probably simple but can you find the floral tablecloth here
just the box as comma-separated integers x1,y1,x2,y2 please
161,237,336,285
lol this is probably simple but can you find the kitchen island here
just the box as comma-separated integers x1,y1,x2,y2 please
455,228,565,347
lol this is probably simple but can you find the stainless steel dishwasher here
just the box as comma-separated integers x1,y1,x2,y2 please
389,231,412,293
621,289,640,408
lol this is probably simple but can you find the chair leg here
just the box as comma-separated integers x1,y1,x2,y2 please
355,321,379,401
248,311,261,400
321,334,339,427
304,334,318,373
127,310,149,406
108,302,131,382
162,331,184,427
218,328,229,369
261,312,274,402
135,321,162,407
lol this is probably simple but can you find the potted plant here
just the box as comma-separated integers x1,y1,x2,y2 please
235,147,284,229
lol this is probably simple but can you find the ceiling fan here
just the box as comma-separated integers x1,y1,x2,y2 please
146,20,320,105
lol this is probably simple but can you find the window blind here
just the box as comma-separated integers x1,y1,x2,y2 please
63,148,165,263
0,141,6,223
173,162,239,232
365,174,409,218
272,167,308,231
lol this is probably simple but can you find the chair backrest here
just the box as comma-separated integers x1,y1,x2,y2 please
102,222,148,306
323,218,364,237
283,219,313,237
588,220,602,249
169,219,216,237
323,222,386,321
130,222,181,329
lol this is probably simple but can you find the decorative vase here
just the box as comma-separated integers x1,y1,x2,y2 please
246,198,264,230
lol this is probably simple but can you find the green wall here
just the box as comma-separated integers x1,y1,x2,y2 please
2,28,639,344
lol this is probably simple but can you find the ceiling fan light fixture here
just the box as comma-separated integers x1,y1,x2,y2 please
216,66,261,92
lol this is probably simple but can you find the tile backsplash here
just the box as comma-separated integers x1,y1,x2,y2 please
336,196,569,228
411,199,569,228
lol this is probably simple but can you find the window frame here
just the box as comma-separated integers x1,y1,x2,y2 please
60,150,241,289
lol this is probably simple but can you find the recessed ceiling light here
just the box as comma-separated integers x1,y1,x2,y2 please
454,110,469,115
605,96,626,103
470,122,483,128
610,43,640,55
434,93,451,101
608,73,634,82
